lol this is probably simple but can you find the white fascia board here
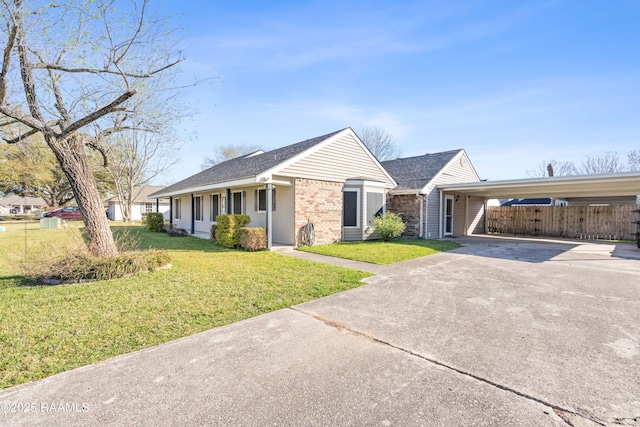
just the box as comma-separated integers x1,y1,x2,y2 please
150,177,259,198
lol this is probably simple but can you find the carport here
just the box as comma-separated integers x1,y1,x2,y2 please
436,171,640,238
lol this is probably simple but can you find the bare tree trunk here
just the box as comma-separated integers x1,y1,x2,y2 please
46,134,118,257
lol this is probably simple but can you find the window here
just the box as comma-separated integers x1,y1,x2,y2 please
194,196,203,221
366,191,384,225
343,191,358,227
210,194,219,222
254,188,276,212
145,202,153,213
232,192,243,214
174,198,181,220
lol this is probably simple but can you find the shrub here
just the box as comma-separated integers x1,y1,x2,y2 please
145,212,165,232
372,211,406,241
210,224,217,242
240,227,267,251
215,214,251,248
43,250,172,282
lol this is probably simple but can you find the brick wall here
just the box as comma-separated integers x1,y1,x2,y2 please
294,178,343,245
387,194,421,237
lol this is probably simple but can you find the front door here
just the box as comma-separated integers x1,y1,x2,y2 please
444,195,454,236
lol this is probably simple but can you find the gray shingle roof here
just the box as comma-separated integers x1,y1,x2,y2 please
152,129,345,196
381,149,462,190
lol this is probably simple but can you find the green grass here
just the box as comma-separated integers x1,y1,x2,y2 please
296,238,462,264
0,224,371,390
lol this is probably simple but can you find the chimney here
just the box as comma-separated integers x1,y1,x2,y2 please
547,164,554,177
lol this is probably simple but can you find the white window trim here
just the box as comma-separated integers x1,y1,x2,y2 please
194,195,203,222
365,189,385,227
255,188,276,212
343,188,361,229
174,198,181,220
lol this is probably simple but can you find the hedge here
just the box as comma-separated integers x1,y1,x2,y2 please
214,214,251,248
145,212,165,232
240,227,267,251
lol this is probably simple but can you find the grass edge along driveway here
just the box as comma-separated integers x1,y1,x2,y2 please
0,224,371,390
296,238,462,265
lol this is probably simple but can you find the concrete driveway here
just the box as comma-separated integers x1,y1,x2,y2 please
1,236,639,426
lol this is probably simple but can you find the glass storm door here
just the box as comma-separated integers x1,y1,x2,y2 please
444,196,454,236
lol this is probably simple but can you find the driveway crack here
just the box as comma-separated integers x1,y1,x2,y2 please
290,306,608,427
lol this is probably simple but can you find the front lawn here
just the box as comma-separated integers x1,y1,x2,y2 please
0,224,370,390
296,238,462,264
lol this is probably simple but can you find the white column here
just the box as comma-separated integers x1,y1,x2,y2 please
438,190,443,239
266,183,273,249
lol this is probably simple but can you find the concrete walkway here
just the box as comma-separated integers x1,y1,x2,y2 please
2,236,639,426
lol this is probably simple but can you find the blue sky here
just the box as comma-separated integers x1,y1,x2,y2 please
160,0,640,184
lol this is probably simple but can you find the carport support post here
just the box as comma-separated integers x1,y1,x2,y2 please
438,190,444,239
169,197,173,227
266,183,273,249
464,194,469,236
419,194,424,238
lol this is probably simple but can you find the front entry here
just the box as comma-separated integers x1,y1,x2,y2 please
444,195,454,236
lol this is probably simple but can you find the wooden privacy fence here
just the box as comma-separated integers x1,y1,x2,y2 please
486,205,640,240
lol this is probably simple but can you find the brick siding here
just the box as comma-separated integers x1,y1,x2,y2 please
294,178,343,244
387,194,421,237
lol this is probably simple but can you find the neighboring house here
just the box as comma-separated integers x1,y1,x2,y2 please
501,198,567,206
105,186,170,221
562,196,638,206
150,128,397,247
382,149,484,239
0,194,47,214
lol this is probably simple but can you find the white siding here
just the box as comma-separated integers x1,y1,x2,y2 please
172,195,191,231
272,184,294,245
425,152,480,238
279,133,393,185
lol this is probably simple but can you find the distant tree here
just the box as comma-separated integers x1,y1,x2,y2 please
202,144,263,169
627,149,640,171
95,130,179,222
354,126,402,161
580,151,624,175
526,160,577,177
0,137,73,208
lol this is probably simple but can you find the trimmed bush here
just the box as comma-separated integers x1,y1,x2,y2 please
240,227,267,251
45,250,172,282
145,212,165,232
372,211,406,241
215,214,251,248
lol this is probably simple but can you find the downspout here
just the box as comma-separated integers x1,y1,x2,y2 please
190,194,195,235
266,183,273,249
169,196,173,226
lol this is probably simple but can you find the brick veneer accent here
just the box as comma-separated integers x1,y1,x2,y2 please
294,178,343,245
387,194,421,237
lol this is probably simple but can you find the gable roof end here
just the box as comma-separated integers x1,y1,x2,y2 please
382,149,463,192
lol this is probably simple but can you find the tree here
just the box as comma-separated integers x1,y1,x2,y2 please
0,137,74,207
0,0,182,257
97,129,179,222
202,144,263,169
354,126,402,161
580,151,624,175
627,150,640,172
526,160,577,177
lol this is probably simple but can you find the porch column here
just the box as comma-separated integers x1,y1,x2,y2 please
438,190,443,239
190,194,195,235
156,199,159,212
484,199,488,233
226,189,232,214
169,197,173,226
419,194,424,238
464,194,469,236
266,183,273,249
